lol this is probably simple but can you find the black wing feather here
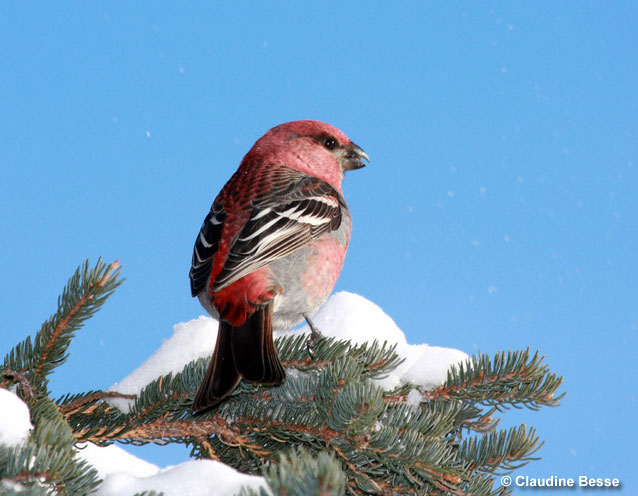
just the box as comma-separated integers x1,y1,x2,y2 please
189,204,225,297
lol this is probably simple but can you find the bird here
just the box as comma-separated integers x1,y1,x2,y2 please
189,120,368,413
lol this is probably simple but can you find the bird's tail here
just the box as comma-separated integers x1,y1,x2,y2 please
192,302,285,414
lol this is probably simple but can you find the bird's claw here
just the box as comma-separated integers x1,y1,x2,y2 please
304,314,323,359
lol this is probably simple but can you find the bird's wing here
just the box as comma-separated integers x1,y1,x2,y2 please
190,201,226,297
210,169,344,293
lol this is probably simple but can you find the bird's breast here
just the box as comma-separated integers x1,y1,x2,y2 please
270,219,351,329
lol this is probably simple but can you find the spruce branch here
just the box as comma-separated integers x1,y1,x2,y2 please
1,368,35,399
51,339,563,495
2,260,565,496
1,259,122,495
277,335,404,379
265,447,346,496
57,391,137,416
2,258,123,398
461,424,542,474
424,348,565,410
237,448,345,496
0,395,101,495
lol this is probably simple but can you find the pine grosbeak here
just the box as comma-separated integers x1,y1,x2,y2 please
189,120,367,412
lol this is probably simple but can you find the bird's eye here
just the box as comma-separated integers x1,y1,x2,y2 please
323,137,337,150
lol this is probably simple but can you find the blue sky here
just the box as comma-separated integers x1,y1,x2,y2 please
2,1,636,489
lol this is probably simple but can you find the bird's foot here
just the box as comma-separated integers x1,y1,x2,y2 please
304,314,323,358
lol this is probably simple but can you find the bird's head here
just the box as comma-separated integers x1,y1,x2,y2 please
252,120,368,189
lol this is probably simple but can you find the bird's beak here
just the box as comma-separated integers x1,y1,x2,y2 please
342,142,369,171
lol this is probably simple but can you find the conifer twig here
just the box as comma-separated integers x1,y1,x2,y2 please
32,260,120,380
2,257,564,496
2,259,123,400
58,391,137,415
1,368,34,399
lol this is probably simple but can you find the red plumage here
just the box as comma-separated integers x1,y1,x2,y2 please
189,120,367,413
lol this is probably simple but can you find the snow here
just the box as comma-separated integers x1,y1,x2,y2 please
0,292,468,495
405,388,423,408
282,292,469,390
75,443,159,479
285,292,409,347
0,388,32,446
106,292,468,405
107,315,217,412
399,343,469,390
95,459,267,496
75,444,267,496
